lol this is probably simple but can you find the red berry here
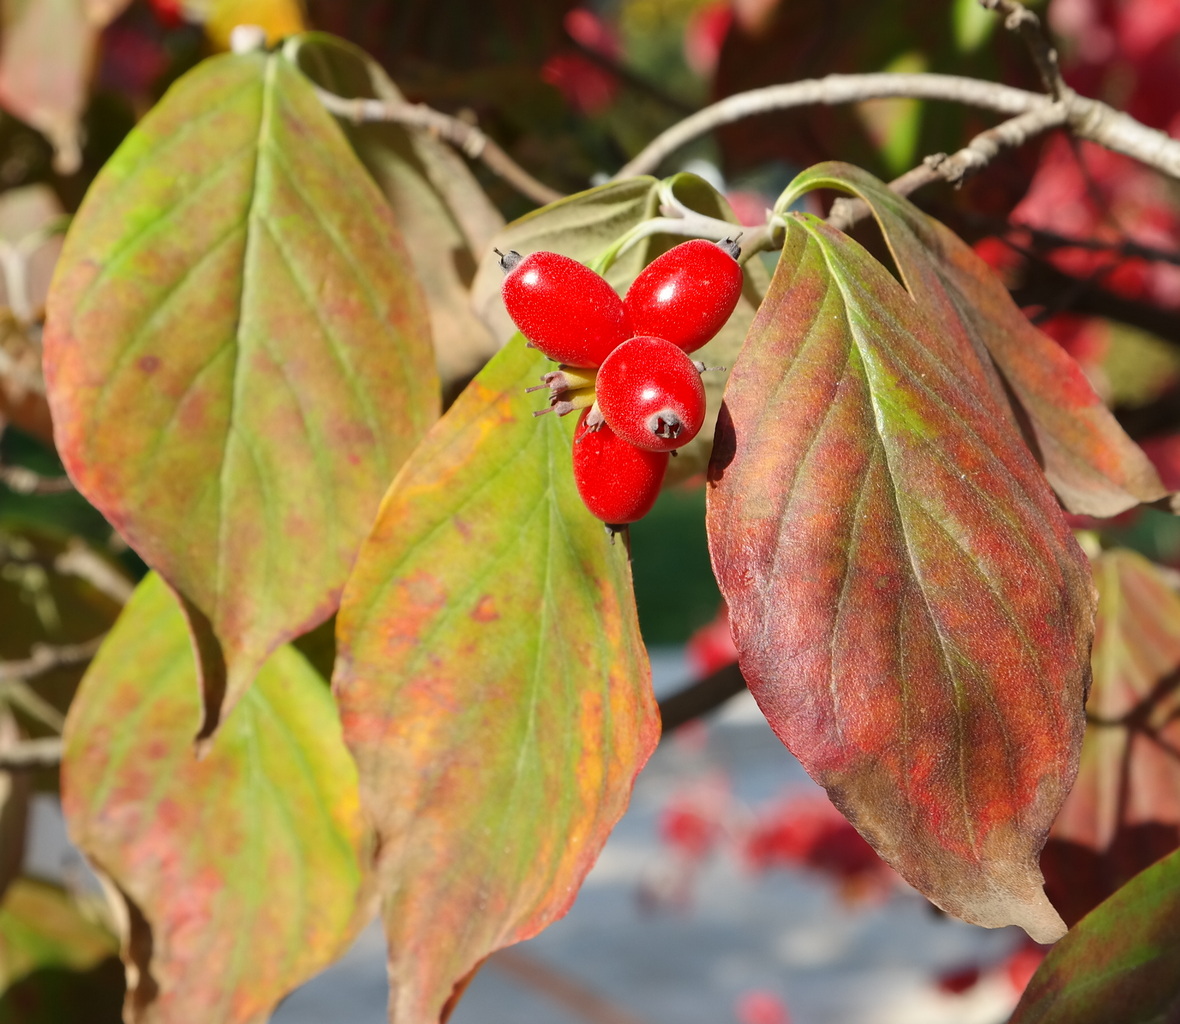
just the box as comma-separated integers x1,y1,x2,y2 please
594,335,706,452
624,238,743,354
572,409,668,525
498,250,628,367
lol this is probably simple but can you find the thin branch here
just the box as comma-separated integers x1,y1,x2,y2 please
313,87,563,207
490,949,655,1024
0,462,75,495
1060,88,1180,177
828,104,1068,231
0,636,105,683
613,72,1180,184
563,34,696,116
658,661,747,735
979,0,1065,99
615,73,1042,178
1,678,66,733
54,539,135,604
0,736,62,770
982,221,1180,266
1011,259,1180,348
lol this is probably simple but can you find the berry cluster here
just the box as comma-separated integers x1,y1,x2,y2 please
498,238,743,529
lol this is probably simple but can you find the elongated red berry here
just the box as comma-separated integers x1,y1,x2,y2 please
572,408,668,525
594,335,706,452
624,238,743,354
498,249,628,367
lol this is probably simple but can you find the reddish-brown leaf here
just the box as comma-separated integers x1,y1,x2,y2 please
62,572,368,1024
780,163,1169,516
334,336,659,1023
43,52,438,738
1043,548,1180,927
708,213,1094,941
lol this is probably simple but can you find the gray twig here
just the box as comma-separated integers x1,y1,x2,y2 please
54,539,135,604
979,0,1065,100
0,736,62,770
313,87,563,207
0,636,105,684
613,72,1180,184
828,104,1069,231
0,462,75,495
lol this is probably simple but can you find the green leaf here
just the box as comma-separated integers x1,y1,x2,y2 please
285,34,505,391
334,336,660,1023
43,52,439,738
1010,846,1180,1024
0,878,123,1024
1043,548,1180,927
707,214,1094,941
780,162,1169,516
61,572,368,1024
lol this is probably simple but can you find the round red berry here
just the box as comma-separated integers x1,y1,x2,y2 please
499,250,628,367
572,408,668,526
624,238,743,354
594,335,706,452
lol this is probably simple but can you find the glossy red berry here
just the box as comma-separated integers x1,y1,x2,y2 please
624,238,743,354
594,335,706,451
572,408,668,526
498,250,628,367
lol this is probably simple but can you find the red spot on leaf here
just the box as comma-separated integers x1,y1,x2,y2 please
138,355,160,374
470,594,499,622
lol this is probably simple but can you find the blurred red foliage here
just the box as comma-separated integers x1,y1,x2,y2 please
741,795,897,902
541,9,620,114
734,988,791,1024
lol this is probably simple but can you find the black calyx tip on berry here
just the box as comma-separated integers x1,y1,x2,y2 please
717,235,742,260
649,411,683,440
496,248,524,274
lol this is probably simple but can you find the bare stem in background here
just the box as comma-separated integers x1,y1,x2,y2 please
54,539,135,604
658,661,747,736
981,0,1066,99
490,949,656,1024
0,636,105,684
0,736,63,771
828,104,1069,231
614,72,1180,184
313,87,563,207
0,461,75,495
